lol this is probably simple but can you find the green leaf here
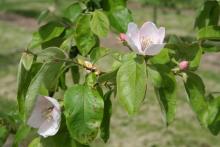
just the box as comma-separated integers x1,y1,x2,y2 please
149,48,170,65
195,0,220,29
64,3,82,22
153,65,176,125
197,26,220,41
37,47,66,63
74,14,97,56
90,10,109,37
147,66,162,88
108,7,133,32
98,69,118,84
189,47,202,70
17,61,42,120
64,85,104,144
85,73,97,87
28,137,42,147
37,9,49,24
37,47,66,90
0,125,9,146
100,90,112,143
13,124,31,146
184,72,209,126
207,96,220,135
29,22,65,49
90,47,110,63
70,65,80,84
21,52,34,71
117,56,147,115
201,40,220,52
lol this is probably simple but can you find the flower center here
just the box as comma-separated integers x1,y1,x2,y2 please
140,36,153,51
42,106,54,121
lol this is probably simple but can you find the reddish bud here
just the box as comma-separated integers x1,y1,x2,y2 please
179,61,189,71
119,33,127,42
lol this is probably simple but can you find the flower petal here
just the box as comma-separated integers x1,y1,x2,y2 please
158,27,165,43
37,96,61,137
126,22,141,52
38,116,60,138
144,44,165,56
139,21,158,41
27,96,51,128
44,96,60,111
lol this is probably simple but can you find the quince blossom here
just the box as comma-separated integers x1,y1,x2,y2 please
125,21,165,55
27,95,61,137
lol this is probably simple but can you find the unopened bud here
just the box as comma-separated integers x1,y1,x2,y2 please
179,61,189,71
119,33,127,42
84,61,93,69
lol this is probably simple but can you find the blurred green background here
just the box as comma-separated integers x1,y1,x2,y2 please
1,0,220,147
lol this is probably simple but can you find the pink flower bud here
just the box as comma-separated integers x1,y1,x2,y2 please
119,33,127,42
179,61,189,71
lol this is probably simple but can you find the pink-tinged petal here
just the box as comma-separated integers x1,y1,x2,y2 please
38,117,60,138
44,96,60,111
126,22,141,51
119,33,127,42
144,44,165,56
139,21,158,41
158,27,165,43
27,96,51,128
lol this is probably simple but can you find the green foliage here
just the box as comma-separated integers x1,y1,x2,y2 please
64,3,83,23
197,26,220,41
29,22,65,49
90,10,110,37
150,65,176,125
117,56,147,115
195,0,220,29
184,72,209,126
64,85,104,144
100,90,112,143
74,14,97,56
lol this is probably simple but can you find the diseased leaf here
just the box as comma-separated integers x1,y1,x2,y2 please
64,85,104,144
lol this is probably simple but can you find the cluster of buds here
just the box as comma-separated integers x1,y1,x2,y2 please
84,61,101,75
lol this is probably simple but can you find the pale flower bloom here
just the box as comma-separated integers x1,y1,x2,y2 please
27,95,61,138
125,21,165,55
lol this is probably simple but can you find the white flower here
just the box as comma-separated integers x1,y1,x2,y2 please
27,95,61,138
125,21,165,56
